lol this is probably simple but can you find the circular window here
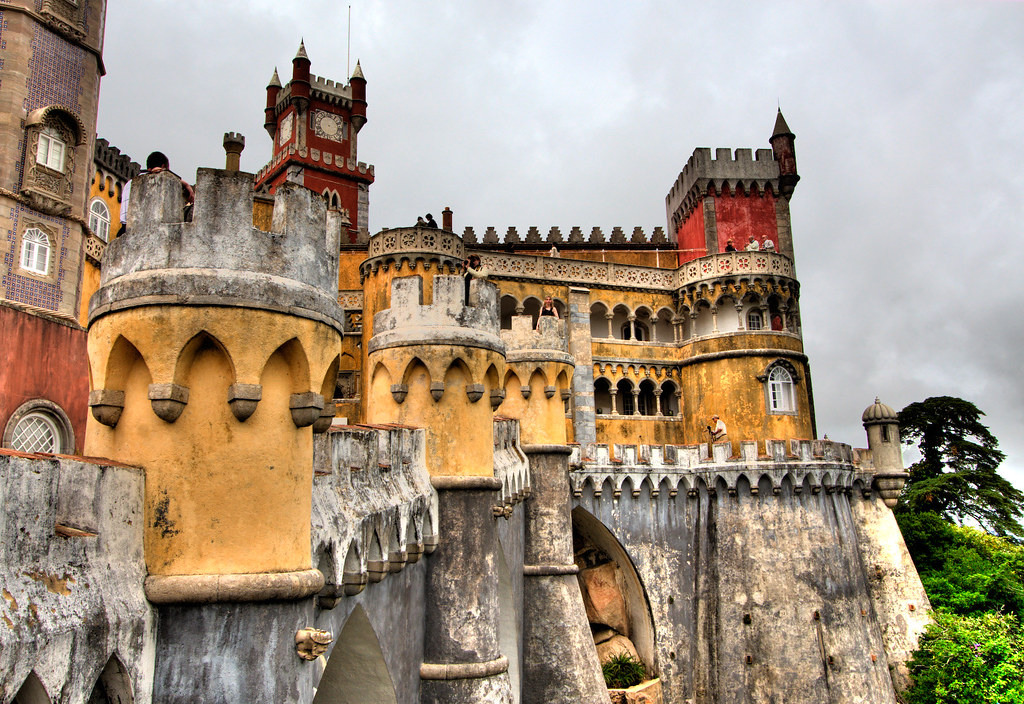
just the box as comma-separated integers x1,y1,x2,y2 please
3,400,74,455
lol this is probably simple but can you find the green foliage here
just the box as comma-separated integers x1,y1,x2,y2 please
898,396,1024,540
904,611,1024,704
897,513,1024,617
602,652,647,689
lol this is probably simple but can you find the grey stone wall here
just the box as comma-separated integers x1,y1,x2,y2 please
0,452,155,703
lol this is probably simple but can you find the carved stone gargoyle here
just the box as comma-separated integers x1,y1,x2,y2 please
295,627,333,661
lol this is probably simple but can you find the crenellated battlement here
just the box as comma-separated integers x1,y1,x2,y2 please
369,274,502,355
93,138,140,184
665,146,781,228
464,225,668,246
90,168,346,332
254,144,374,184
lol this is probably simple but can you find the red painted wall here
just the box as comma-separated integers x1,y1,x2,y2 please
676,201,707,264
0,306,89,452
714,192,778,252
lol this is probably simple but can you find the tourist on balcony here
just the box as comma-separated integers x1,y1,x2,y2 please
745,236,760,251
549,245,560,257
416,216,426,227
425,213,439,228
763,238,776,252
119,151,194,235
709,415,728,443
724,239,737,252
463,254,489,304
538,296,560,329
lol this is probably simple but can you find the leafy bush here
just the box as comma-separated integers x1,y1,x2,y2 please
602,652,647,689
897,512,1024,617
904,611,1024,704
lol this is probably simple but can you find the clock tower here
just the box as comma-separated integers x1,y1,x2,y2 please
255,42,374,243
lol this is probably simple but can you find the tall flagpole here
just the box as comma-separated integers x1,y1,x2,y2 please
347,5,352,76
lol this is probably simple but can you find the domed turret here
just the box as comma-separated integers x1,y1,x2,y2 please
862,397,905,489
862,396,897,424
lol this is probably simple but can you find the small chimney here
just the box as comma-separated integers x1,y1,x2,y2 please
442,207,453,231
223,132,245,171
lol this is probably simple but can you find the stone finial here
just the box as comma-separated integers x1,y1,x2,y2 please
589,227,604,244
295,40,309,60
295,628,332,660
568,226,584,243
223,132,245,172
548,226,563,243
610,227,626,243
463,226,477,244
630,226,646,243
525,226,541,243
483,226,498,244
650,226,666,244
505,226,521,244
351,59,365,80
267,68,282,88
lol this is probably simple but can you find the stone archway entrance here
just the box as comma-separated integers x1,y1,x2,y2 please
312,605,398,704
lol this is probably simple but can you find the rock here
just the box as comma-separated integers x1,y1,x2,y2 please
592,626,617,645
579,562,629,635
596,634,640,664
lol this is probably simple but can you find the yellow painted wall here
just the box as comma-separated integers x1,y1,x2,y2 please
86,306,341,576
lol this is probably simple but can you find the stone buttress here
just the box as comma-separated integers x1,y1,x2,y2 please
85,168,346,702
363,226,514,702
499,315,607,702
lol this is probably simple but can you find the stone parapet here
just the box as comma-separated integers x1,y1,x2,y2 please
361,226,465,279
94,138,140,184
464,225,668,246
479,250,793,293
92,168,346,332
0,450,155,703
312,424,438,600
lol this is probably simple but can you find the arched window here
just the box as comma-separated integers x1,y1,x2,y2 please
768,366,795,413
89,198,111,242
20,228,51,275
4,400,74,454
747,310,763,331
36,126,66,171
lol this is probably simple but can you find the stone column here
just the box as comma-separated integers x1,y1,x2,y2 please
779,305,789,332
567,287,596,445
421,477,514,703
610,388,619,416
521,445,606,703
710,306,719,333
632,389,641,416
656,390,665,417
735,304,745,330
605,312,614,339
627,313,636,340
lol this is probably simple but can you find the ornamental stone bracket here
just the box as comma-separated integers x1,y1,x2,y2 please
289,392,325,428
391,384,409,404
227,383,262,422
312,404,336,434
466,383,485,403
295,628,333,661
148,383,189,423
89,389,125,427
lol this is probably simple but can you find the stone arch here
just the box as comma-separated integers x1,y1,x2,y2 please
500,294,519,330
444,357,474,390
637,378,657,416
593,377,613,416
13,672,50,704
521,295,543,327
319,355,341,402
495,539,521,702
312,605,398,703
692,300,713,337
572,507,657,674
173,331,235,387
589,301,611,338
653,306,674,342
610,303,631,340
261,337,311,392
88,653,134,703
615,378,635,415
401,357,430,387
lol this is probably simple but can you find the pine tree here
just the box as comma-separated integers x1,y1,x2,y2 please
898,396,1024,540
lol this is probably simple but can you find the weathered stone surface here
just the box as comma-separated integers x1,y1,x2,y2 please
597,634,640,663
579,562,629,636
609,677,664,704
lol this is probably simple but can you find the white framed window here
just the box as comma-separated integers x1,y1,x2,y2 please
89,198,111,242
747,310,763,331
36,126,66,171
20,228,51,275
10,412,61,454
768,366,795,413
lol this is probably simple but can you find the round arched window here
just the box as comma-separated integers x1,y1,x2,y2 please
89,198,110,242
10,412,61,454
768,366,795,413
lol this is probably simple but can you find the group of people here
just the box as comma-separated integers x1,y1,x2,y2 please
415,214,439,228
724,236,776,252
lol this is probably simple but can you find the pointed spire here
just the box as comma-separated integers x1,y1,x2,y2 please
268,67,281,88
295,39,309,60
772,108,793,137
351,60,365,80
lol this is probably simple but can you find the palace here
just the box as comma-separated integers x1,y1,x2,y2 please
0,5,930,703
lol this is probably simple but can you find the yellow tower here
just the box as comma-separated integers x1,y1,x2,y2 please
85,167,344,603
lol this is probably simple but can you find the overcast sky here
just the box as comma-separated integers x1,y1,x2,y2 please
97,1,1024,490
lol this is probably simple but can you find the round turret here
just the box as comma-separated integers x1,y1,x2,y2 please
861,397,904,477
85,168,344,603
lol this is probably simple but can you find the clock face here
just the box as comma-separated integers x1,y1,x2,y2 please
313,110,345,143
279,114,293,146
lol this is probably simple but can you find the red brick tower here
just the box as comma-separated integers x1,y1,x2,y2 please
256,42,374,243
666,110,800,263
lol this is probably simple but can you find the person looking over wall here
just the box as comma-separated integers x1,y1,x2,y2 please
708,414,727,443
724,239,737,252
463,254,489,304
549,245,560,257
118,151,195,236
745,236,760,251
537,296,559,329
416,216,426,227
763,238,776,252
425,213,439,228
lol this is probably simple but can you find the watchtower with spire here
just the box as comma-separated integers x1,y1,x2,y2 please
256,42,374,243
665,109,801,263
